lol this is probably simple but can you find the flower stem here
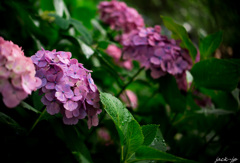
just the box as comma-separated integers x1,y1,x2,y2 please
28,108,47,135
116,67,144,98
95,50,124,87
121,146,124,162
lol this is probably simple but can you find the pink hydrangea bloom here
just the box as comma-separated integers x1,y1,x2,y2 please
0,37,41,108
98,0,144,33
31,48,101,128
121,25,193,79
120,90,138,109
97,127,113,146
105,44,133,70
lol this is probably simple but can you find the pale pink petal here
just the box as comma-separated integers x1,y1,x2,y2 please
0,78,8,92
71,95,82,101
0,66,10,78
11,77,22,89
55,92,66,102
63,100,78,111
3,95,20,108
16,90,28,100
64,90,74,99
150,57,161,65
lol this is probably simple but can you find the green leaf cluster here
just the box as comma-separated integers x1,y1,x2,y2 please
100,92,196,163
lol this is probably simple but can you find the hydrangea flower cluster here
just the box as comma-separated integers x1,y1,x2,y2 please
98,0,144,33
97,1,195,92
31,49,101,128
105,44,133,70
0,37,41,108
121,25,192,79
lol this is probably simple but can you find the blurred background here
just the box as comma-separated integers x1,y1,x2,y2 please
1,0,240,58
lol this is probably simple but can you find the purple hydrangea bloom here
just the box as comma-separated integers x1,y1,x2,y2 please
55,84,74,102
31,50,47,68
98,0,198,92
67,64,86,79
98,0,144,33
32,48,101,129
121,25,193,81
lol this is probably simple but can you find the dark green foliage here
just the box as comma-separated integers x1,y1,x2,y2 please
199,31,223,59
191,59,240,91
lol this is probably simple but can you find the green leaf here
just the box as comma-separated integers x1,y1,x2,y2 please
124,120,144,161
70,18,92,45
200,88,238,111
0,112,25,133
191,59,240,91
161,16,197,62
100,92,144,161
91,19,107,38
159,75,186,113
149,128,167,152
100,92,134,129
72,7,96,30
40,0,54,11
32,90,44,112
10,2,42,38
76,38,94,59
49,13,70,30
48,15,92,44
142,125,159,146
134,146,196,163
140,124,167,155
232,88,240,106
186,93,201,111
97,41,110,49
20,101,41,114
199,31,223,60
